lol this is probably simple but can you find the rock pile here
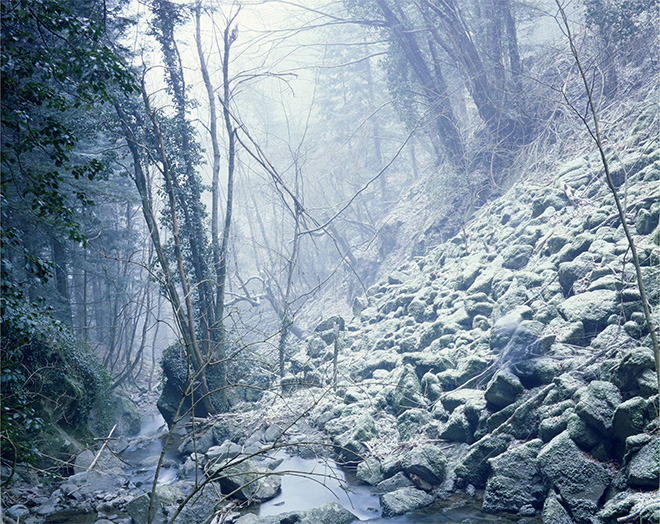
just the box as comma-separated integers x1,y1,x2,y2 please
284,116,660,523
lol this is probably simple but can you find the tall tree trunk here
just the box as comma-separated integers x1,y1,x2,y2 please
376,0,464,162
51,238,73,326
114,99,216,416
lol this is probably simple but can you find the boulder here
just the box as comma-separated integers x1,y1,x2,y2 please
490,309,529,351
542,493,573,524
334,413,378,465
612,397,647,442
356,457,383,486
484,369,524,409
575,380,621,435
235,502,356,524
211,418,245,444
376,471,414,493
537,431,609,523
112,394,142,436
126,486,182,524
599,490,660,524
402,352,452,378
379,487,435,517
173,483,224,524
397,408,430,441
315,315,345,333
636,208,657,234
627,437,659,488
566,412,602,450
179,429,216,455
391,364,424,412
455,433,511,488
482,439,545,514
401,444,446,485
502,244,533,269
253,474,282,502
209,459,260,500
74,449,124,475
439,406,473,443
558,290,618,334
614,347,656,391
440,388,486,412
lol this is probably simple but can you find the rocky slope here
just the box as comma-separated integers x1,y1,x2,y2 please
165,93,659,524
274,98,660,523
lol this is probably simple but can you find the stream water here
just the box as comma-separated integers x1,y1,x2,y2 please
45,414,540,523
120,413,182,487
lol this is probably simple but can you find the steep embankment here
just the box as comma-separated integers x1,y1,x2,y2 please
282,100,660,522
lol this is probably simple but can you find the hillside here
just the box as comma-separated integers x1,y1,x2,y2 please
251,89,660,523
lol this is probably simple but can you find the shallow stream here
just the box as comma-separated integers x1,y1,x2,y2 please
46,414,540,523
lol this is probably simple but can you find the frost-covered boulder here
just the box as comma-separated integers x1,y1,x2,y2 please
484,369,524,409
379,487,435,517
127,486,182,524
575,380,621,435
235,502,356,524
333,413,378,465
537,431,609,523
401,444,446,485
627,437,659,488
558,290,618,334
482,439,544,514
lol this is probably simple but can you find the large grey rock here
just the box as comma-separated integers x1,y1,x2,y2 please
558,290,618,334
379,487,435,517
112,394,142,436
537,431,609,523
209,459,259,500
490,309,531,351
542,493,573,524
173,483,223,524
391,364,424,412
566,412,602,450
485,369,524,409
401,444,446,485
235,501,356,524
375,471,414,493
356,457,383,485
614,347,656,391
211,418,245,444
482,439,545,514
627,437,659,488
455,433,511,488
397,408,430,441
315,315,345,333
74,449,124,475
179,429,216,455
575,380,621,435
402,352,452,378
126,486,182,524
502,244,534,269
438,406,473,443
333,413,378,465
599,490,660,524
612,397,647,441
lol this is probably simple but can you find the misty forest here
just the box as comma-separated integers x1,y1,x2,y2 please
1,0,659,523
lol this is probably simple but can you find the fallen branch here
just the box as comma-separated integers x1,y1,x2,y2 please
87,424,117,472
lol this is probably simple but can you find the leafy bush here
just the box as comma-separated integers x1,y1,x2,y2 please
1,305,111,469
